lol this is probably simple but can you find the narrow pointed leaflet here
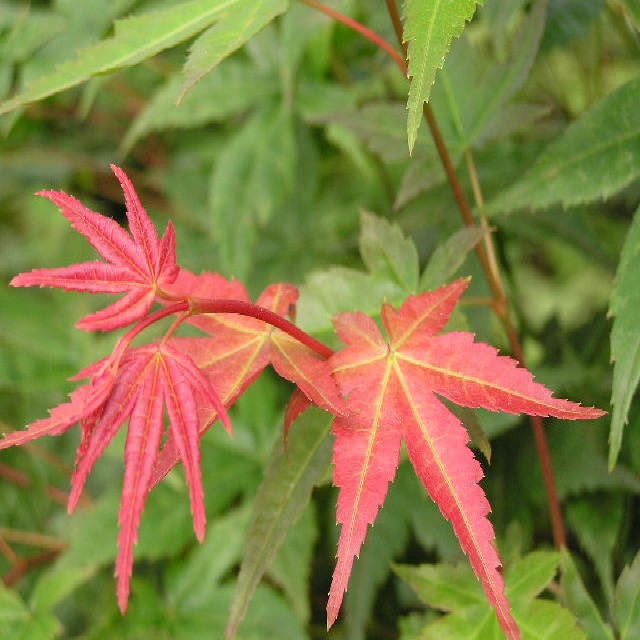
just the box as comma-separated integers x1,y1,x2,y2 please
327,279,605,639
11,165,178,331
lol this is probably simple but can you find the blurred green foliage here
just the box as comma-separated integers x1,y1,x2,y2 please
0,1,639,638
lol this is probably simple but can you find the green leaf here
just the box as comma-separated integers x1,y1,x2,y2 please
0,0,243,115
505,551,561,601
297,267,408,339
614,548,640,640
209,105,296,279
560,550,615,640
609,204,640,468
30,565,96,614
400,554,585,640
404,0,481,151
267,503,317,622
225,408,333,640
488,76,640,213
515,600,587,640
0,582,59,640
359,211,419,293
168,507,251,612
393,563,485,611
419,226,485,291
432,0,547,149
180,0,288,99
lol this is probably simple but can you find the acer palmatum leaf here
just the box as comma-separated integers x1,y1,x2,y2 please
10,165,178,331
0,338,233,614
327,279,605,639
150,281,347,488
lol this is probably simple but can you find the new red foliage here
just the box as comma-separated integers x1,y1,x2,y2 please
326,279,605,639
1,169,606,637
11,165,178,331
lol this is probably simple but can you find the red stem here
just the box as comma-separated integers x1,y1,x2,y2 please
298,0,407,74
189,298,334,359
134,299,334,360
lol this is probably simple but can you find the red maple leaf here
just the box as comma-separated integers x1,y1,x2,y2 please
150,274,347,487
11,165,178,331
0,341,230,613
326,279,605,639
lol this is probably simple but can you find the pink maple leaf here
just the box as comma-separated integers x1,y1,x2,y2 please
11,165,178,331
326,279,605,639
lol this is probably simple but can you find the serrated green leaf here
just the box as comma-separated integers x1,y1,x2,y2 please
180,0,288,99
420,226,485,291
488,76,640,213
560,550,615,640
359,210,419,293
404,0,481,151
404,555,586,640
225,408,333,640
515,600,587,640
415,599,586,640
297,267,408,339
609,204,640,469
0,0,243,115
614,548,640,640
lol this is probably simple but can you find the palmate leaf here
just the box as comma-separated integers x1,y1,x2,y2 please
609,204,640,469
397,552,586,640
0,341,231,614
403,0,482,152
11,165,178,331
488,76,640,213
327,279,604,638
0,0,245,116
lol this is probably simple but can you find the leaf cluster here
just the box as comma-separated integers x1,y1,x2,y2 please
0,2,639,640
